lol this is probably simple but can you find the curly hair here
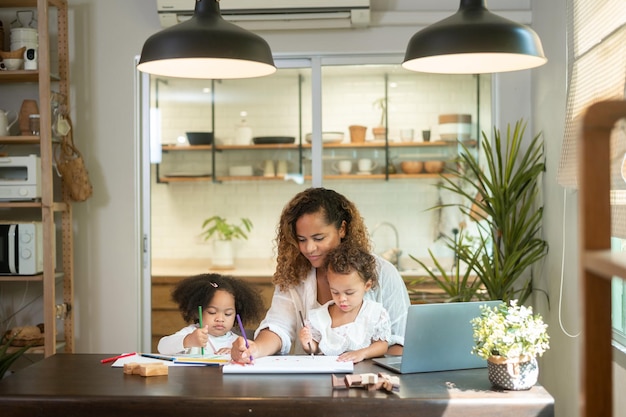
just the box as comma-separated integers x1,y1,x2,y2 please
171,273,265,327
324,242,378,289
273,188,371,291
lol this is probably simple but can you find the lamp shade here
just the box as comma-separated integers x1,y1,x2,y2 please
402,0,547,74
137,0,276,79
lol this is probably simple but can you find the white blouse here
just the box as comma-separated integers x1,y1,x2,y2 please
308,299,391,356
157,324,238,355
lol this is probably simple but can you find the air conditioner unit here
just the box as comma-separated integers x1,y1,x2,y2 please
157,0,370,30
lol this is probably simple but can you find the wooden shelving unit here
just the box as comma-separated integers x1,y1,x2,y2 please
579,100,626,417
158,140,459,183
0,0,73,357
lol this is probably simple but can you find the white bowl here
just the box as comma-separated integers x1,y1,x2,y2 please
3,58,23,70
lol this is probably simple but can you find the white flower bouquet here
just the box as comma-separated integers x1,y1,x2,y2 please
471,300,550,361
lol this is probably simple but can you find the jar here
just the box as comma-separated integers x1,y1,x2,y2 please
28,113,40,135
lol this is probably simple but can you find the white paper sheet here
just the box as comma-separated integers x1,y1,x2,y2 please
222,355,353,374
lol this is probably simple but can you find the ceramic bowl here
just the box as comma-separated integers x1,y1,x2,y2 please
400,161,424,174
424,160,445,174
186,132,213,145
3,58,23,71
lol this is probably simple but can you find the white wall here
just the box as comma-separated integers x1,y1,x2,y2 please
53,1,625,416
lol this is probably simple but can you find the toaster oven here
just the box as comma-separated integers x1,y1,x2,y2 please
0,155,41,201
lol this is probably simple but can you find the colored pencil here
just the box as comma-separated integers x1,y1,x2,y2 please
198,305,204,356
236,313,253,361
100,352,136,364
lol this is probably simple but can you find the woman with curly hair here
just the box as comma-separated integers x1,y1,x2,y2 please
158,273,265,356
231,188,409,363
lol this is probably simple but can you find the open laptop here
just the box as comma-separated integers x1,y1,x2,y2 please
373,300,502,374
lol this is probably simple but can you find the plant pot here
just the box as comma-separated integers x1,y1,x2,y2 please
372,126,386,141
212,240,234,270
349,125,366,143
487,356,538,390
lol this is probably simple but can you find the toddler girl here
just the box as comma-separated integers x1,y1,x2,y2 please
299,243,391,363
158,273,265,355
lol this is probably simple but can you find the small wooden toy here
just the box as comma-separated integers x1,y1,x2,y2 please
332,372,400,392
123,362,168,377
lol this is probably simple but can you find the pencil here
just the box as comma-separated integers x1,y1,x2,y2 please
198,305,204,356
299,310,314,358
100,352,136,364
236,313,253,361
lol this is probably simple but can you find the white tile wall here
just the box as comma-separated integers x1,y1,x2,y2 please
150,68,489,265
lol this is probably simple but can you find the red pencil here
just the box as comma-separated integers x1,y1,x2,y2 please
100,352,136,364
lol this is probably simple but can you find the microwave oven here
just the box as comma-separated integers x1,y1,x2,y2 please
0,155,41,201
0,222,44,275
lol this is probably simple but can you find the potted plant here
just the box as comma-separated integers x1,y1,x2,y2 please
372,97,387,140
200,216,253,269
411,119,548,304
1,331,32,379
471,300,550,390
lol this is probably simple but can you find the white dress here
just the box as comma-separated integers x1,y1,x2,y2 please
256,253,410,355
157,324,238,355
308,299,391,356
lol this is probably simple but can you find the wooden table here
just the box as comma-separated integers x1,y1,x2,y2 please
0,354,554,417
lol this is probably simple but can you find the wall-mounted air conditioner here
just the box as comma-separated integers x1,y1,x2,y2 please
157,0,371,30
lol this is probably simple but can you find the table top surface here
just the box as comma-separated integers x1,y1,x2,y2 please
0,354,554,417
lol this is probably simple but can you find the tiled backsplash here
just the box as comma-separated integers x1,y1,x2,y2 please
150,67,489,266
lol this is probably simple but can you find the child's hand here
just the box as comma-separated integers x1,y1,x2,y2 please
337,350,367,363
185,325,208,348
215,347,231,355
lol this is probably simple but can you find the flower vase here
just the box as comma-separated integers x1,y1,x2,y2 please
487,356,538,390
212,239,234,270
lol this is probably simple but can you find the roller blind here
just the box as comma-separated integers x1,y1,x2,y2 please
557,0,626,190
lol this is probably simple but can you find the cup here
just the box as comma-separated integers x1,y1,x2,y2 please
422,130,431,142
276,160,288,176
357,158,378,173
262,160,275,177
400,129,414,142
333,159,352,175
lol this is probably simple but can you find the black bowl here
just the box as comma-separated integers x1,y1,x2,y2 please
186,132,214,145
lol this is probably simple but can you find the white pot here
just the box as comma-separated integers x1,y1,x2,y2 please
212,240,234,269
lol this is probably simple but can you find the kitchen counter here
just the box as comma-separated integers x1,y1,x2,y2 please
151,258,276,284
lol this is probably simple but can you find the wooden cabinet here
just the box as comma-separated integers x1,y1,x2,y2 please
0,0,73,357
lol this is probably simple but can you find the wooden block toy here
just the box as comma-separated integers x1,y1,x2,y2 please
123,362,140,374
138,363,168,377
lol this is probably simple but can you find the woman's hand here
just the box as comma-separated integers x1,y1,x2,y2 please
299,327,312,350
230,336,257,363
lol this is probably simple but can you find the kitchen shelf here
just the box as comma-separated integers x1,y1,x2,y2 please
0,71,60,83
0,0,74,357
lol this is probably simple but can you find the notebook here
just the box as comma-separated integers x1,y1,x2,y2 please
373,300,502,374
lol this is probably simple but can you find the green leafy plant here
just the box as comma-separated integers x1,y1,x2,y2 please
410,231,485,302
471,300,550,360
0,331,32,378
414,119,548,304
200,216,253,241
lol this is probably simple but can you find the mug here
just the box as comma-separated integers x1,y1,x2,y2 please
276,160,288,176
262,160,275,177
0,109,18,136
332,160,352,175
357,158,378,173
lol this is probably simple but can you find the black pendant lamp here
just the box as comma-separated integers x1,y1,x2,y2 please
137,0,276,79
402,0,547,74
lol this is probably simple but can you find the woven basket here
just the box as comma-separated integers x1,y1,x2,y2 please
0,46,25,59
